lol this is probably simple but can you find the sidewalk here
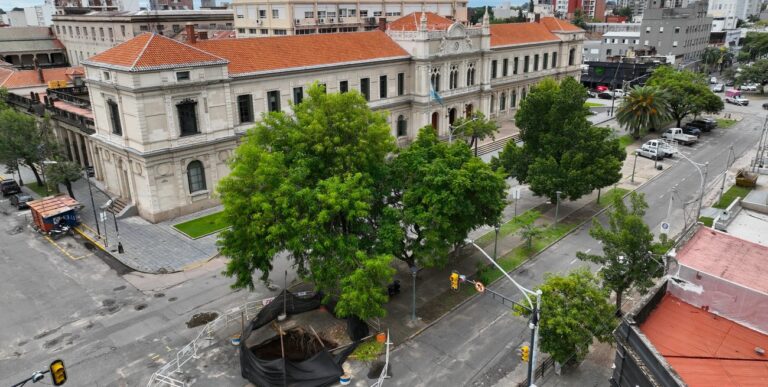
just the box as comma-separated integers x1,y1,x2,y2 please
66,178,219,273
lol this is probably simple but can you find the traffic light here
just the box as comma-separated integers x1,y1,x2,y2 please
450,272,459,291
520,345,530,362
49,359,67,386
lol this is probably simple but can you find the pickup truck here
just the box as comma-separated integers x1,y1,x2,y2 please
726,95,749,106
635,145,662,160
643,139,675,158
662,128,698,146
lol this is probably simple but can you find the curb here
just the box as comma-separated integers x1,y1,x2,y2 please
393,162,674,351
74,226,165,275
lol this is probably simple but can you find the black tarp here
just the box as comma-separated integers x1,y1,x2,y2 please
240,290,359,387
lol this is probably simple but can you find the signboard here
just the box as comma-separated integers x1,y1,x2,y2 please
660,222,670,234
100,211,107,222
85,166,95,178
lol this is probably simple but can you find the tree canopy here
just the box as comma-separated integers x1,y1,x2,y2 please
646,66,723,127
740,32,768,61
218,84,507,319
493,77,625,203
46,160,83,198
736,59,768,92
576,192,671,312
616,85,670,138
527,269,617,365
451,111,498,156
0,109,57,186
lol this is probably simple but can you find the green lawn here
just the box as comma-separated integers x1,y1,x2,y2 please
25,183,52,197
713,185,752,209
173,211,229,238
474,210,541,247
618,135,635,150
698,216,714,227
597,187,630,208
716,118,737,128
477,222,578,285
584,102,604,108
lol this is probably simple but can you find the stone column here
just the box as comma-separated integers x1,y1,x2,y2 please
74,133,87,168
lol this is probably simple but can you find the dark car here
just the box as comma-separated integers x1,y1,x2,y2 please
763,102,768,110
1,180,21,196
687,119,716,132
597,92,616,100
9,194,33,210
681,125,702,137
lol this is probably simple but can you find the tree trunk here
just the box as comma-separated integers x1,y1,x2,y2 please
474,138,479,157
676,118,682,127
65,180,75,199
615,289,624,316
597,188,601,204
24,159,43,186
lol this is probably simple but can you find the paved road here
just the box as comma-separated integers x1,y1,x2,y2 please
0,200,295,386
386,100,768,387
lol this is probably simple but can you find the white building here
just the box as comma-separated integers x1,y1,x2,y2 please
23,1,56,26
494,1,514,19
9,8,28,27
53,0,141,14
53,10,234,66
231,0,468,37
74,13,583,222
708,0,762,30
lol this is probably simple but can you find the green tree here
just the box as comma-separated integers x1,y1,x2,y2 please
384,127,507,268
0,109,56,187
615,6,632,18
217,84,396,320
451,112,498,156
520,269,617,365
646,66,723,127
46,160,83,198
576,192,670,312
571,8,588,29
701,47,721,73
616,86,670,138
517,212,543,250
737,59,768,93
493,77,625,203
741,32,768,61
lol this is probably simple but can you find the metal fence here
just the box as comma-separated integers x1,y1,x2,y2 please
369,331,392,387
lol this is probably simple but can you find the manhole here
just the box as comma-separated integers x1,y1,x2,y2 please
113,286,126,291
154,293,165,298
186,312,218,328
102,299,116,307
168,297,178,302
134,303,147,311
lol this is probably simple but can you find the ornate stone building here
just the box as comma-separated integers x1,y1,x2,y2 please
79,12,583,222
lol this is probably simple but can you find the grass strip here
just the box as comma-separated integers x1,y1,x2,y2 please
26,183,52,197
597,187,630,208
584,102,604,108
173,211,228,238
474,209,541,247
715,118,737,128
698,216,714,227
618,135,635,150
713,185,752,209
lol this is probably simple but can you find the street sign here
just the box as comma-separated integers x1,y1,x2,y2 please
100,211,107,222
660,222,670,234
85,166,95,177
513,188,521,200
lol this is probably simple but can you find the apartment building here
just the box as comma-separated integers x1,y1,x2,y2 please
52,10,234,66
637,0,711,65
77,13,583,222
53,0,141,14
583,30,641,61
708,0,762,30
150,0,195,11
231,0,468,37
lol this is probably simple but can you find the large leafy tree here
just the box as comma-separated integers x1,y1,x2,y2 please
493,77,625,203
384,127,507,268
576,192,671,312
616,86,670,138
524,269,617,365
741,32,768,61
451,112,498,156
0,109,56,186
46,160,83,198
646,66,723,127
217,84,396,319
737,59,768,93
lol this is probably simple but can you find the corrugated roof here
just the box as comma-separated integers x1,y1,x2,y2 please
85,33,228,71
193,31,409,76
676,228,768,294
28,195,81,219
387,12,455,31
490,23,560,46
641,294,768,385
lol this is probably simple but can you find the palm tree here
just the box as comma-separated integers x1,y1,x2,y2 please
616,86,670,139
701,47,721,74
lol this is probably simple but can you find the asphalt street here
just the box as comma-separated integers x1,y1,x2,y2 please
386,99,768,387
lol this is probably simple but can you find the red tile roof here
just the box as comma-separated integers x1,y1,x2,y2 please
676,228,768,294
86,33,227,71
641,295,768,386
539,17,583,32
0,67,84,89
388,12,455,31
193,31,409,76
490,23,560,46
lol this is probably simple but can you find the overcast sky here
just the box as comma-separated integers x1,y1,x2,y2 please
0,0,526,13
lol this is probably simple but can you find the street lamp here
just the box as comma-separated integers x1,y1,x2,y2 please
675,151,709,225
466,240,542,387
83,166,101,240
493,223,500,261
554,191,562,226
410,266,419,322
630,153,638,183
101,199,124,254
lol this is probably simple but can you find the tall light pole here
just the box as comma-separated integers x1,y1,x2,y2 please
717,144,735,204
630,153,638,183
676,151,709,224
466,240,542,387
410,266,418,322
493,223,500,260
554,191,562,226
84,166,101,239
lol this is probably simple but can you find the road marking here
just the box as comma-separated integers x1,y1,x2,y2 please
44,235,80,261
166,346,173,352
584,249,591,254
569,258,578,265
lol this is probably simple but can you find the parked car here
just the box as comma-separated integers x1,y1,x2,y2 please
681,124,702,137
712,83,724,92
643,139,675,158
710,76,717,84
763,102,768,110
597,90,624,99
739,83,758,91
726,96,750,106
725,80,734,86
635,145,662,160
662,128,698,145
596,85,609,92
1,179,21,196
9,194,33,210
687,119,716,132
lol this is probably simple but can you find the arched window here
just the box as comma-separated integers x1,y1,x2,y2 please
466,63,475,86
500,92,506,111
396,115,407,137
430,68,441,92
187,160,206,193
431,112,440,131
449,65,459,90
449,108,457,125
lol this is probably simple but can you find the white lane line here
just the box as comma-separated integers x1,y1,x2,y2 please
569,258,578,265
584,249,591,254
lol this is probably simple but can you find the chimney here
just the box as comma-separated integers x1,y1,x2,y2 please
185,22,196,44
199,31,208,40
378,17,386,31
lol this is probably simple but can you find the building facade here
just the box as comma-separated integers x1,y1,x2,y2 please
78,13,583,222
583,30,641,61
708,0,762,30
231,0,468,37
0,27,69,68
52,10,234,66
150,0,195,11
637,0,711,65
53,0,141,14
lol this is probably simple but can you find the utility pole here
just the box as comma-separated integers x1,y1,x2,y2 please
696,162,709,220
717,144,734,204
630,153,638,183
84,166,101,239
554,191,562,226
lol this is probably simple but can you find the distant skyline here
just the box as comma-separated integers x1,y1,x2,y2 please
468,0,527,6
